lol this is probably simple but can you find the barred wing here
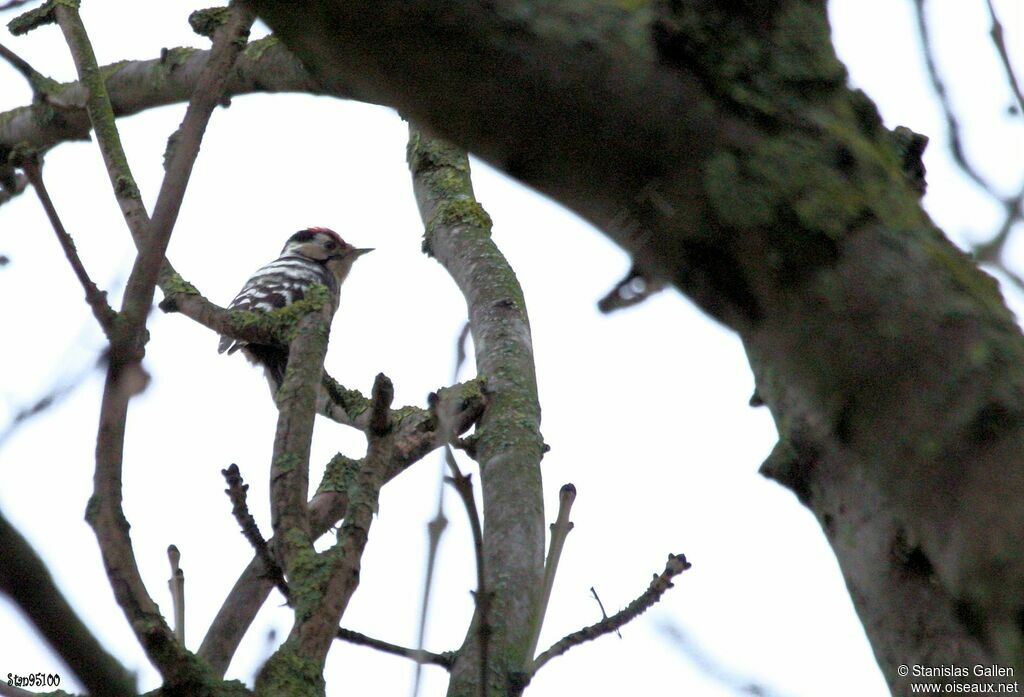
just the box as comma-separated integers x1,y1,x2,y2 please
217,256,331,354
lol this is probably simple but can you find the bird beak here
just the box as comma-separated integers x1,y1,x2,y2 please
353,248,374,256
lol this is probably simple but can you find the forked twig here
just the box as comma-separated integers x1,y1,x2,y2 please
589,587,620,639
530,554,691,675
524,483,577,665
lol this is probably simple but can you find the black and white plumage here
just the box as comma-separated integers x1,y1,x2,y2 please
219,227,371,398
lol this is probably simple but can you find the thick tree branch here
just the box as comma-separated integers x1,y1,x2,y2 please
0,38,336,156
246,1,1024,677
257,374,393,691
408,129,545,696
0,508,136,697
306,375,394,661
266,302,332,575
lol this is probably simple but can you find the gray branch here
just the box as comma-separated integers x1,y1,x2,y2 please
408,129,545,696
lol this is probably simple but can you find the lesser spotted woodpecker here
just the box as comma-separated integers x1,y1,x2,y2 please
218,227,372,400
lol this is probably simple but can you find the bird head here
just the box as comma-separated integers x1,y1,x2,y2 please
282,227,372,282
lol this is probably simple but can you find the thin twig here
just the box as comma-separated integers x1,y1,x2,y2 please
116,3,255,335
444,446,490,697
0,508,136,696
0,40,42,90
0,348,100,450
221,463,289,597
589,587,620,638
336,627,455,670
660,622,787,697
530,554,691,675
412,475,449,697
167,545,185,645
413,322,478,697
912,0,995,194
21,155,117,336
525,483,577,666
984,0,1024,118
974,181,1024,265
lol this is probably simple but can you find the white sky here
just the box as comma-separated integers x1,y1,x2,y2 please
0,1,1020,696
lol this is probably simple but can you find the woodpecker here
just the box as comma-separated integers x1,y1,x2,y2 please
218,227,371,401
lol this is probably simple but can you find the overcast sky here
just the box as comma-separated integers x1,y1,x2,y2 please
0,2,1021,696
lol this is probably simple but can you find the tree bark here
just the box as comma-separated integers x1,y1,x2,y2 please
243,0,1024,688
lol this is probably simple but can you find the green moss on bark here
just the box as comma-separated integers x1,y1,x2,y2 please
162,272,200,297
255,640,324,697
8,0,78,36
317,453,360,495
228,284,331,344
283,529,332,622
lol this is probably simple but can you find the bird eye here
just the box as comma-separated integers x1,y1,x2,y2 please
324,241,337,250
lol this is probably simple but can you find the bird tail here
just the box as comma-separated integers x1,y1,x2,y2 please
239,345,289,395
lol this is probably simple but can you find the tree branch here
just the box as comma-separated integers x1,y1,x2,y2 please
266,299,332,573
166,545,185,645
0,507,136,697
222,463,287,596
0,38,339,156
257,374,394,688
912,0,996,194
20,154,117,336
984,0,1024,118
524,482,576,666
336,627,455,670
219,461,457,676
50,0,256,683
407,128,545,696
198,381,484,676
529,554,691,676
0,40,45,96
443,447,490,697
